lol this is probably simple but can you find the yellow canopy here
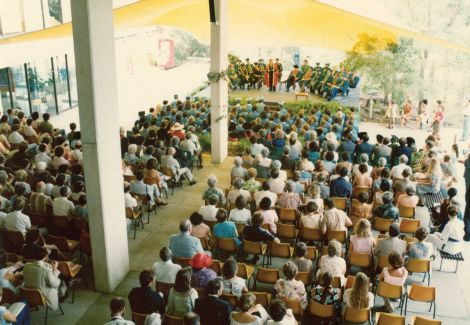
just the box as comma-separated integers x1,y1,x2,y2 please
1,0,469,54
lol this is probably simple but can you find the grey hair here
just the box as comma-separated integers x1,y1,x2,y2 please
285,181,295,192
399,155,408,164
207,175,218,187
378,157,387,167
233,178,244,189
272,160,282,170
360,153,369,163
261,147,270,158
234,156,242,167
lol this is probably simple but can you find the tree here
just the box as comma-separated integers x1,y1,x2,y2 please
343,33,419,105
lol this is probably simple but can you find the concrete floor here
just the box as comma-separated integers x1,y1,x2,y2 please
30,123,470,324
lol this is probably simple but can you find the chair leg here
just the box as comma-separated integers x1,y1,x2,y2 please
45,306,48,325
71,283,75,303
455,261,459,273
59,304,64,315
133,220,137,239
404,295,408,316
427,272,430,286
429,301,432,312
433,301,436,319
439,256,444,271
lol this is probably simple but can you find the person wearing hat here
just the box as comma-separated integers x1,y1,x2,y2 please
258,58,266,74
313,62,322,73
189,253,217,289
285,65,300,92
299,59,310,78
275,58,283,87
169,122,186,141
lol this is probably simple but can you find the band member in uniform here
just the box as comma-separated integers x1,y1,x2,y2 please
227,63,238,90
298,67,314,92
245,58,254,89
238,63,249,90
313,62,322,74
299,59,310,79
286,65,300,92
275,58,283,91
264,58,279,92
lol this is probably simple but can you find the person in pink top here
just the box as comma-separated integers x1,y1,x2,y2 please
258,197,279,234
379,252,408,312
353,163,373,188
348,219,375,254
396,186,419,208
189,212,210,240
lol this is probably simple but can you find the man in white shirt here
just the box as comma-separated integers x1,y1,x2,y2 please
35,144,53,169
166,147,196,185
321,198,352,235
7,124,25,145
4,197,31,235
198,195,219,221
391,155,409,179
152,247,181,284
52,187,75,217
180,131,199,156
254,181,277,208
103,298,135,325
269,170,286,194
23,119,37,137
123,182,137,231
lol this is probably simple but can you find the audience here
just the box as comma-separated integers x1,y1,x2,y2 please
379,252,408,313
104,297,135,325
152,247,181,284
169,220,204,258
166,268,198,318
194,278,231,325
220,257,248,298
274,261,307,310
128,269,165,316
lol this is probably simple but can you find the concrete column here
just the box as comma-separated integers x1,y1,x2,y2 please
70,0,129,292
210,0,228,163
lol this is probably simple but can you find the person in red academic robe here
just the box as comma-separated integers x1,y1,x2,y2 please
264,58,279,92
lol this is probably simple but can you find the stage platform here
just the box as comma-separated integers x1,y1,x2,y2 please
196,84,361,107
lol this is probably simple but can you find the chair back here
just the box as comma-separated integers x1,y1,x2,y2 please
373,217,393,232
300,227,322,241
403,236,418,245
51,215,71,235
376,312,405,325
279,208,297,223
25,134,38,144
411,316,442,325
331,276,342,288
398,204,415,219
0,287,20,304
47,235,79,252
205,220,217,230
276,223,296,239
243,240,266,255
210,260,223,275
221,293,239,307
406,259,431,273
235,222,246,234
172,256,191,267
216,237,238,252
19,287,47,307
326,230,347,243
295,272,312,287
248,291,271,307
256,268,280,284
269,241,293,258
237,263,254,279
195,287,206,298
132,311,149,325
345,275,355,290
143,176,159,186
352,186,370,200
348,252,371,268
377,281,402,299
160,167,175,178
343,306,370,323
124,175,137,182
280,296,303,317
164,313,185,325
306,246,317,260
28,211,50,227
400,218,420,234
377,255,391,269
125,207,138,219
156,281,174,298
408,284,435,302
331,197,348,210
308,300,334,318
2,230,25,254
199,237,211,250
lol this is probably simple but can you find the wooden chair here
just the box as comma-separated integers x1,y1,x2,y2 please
373,217,393,233
331,276,342,289
298,227,322,245
348,251,372,272
161,167,183,195
221,293,239,307
377,255,392,270
352,186,370,200
375,312,405,325
237,263,254,281
375,281,405,315
279,208,297,224
411,316,442,325
345,275,356,290
172,256,191,267
280,296,303,318
254,268,279,290
124,175,137,182
0,287,22,304
46,235,80,259
125,207,144,239
210,259,223,275
400,218,420,235
326,230,347,246
195,287,206,298
343,306,371,324
331,197,348,211
276,223,297,242
406,259,431,285
164,313,185,325
28,211,51,227
295,271,312,289
267,241,293,265
242,240,267,266
205,220,217,230
134,193,156,224
308,300,335,323
58,261,83,303
156,281,174,299
216,237,238,258
404,284,436,319
50,215,71,237
398,204,415,219
132,311,150,325
2,230,25,254
20,287,64,325
249,291,271,308
235,222,246,234
199,237,211,250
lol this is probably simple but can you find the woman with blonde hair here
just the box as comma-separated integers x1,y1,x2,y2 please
343,272,374,309
306,184,324,213
415,156,443,195
348,219,375,254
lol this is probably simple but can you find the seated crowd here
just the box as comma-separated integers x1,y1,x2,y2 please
107,100,461,324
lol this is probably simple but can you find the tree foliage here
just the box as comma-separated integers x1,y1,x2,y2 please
342,33,419,104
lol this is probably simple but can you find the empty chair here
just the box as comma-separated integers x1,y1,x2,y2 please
404,284,437,319
267,241,293,265
373,217,393,233
279,208,297,224
406,259,431,285
398,204,415,219
375,312,405,325
411,315,442,325
276,223,297,241
400,218,420,235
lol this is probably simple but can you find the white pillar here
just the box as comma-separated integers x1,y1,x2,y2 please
210,0,228,163
70,0,129,292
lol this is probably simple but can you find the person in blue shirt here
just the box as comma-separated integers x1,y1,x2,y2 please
213,209,241,246
355,133,374,163
169,220,204,258
338,133,356,160
329,167,352,198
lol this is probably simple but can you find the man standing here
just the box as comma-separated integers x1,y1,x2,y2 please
461,99,470,141
264,59,278,92
275,58,283,89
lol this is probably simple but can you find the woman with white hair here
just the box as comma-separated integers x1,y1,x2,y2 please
227,178,251,204
278,181,301,210
231,156,248,180
123,144,139,165
259,148,272,168
202,174,225,204
271,160,287,182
